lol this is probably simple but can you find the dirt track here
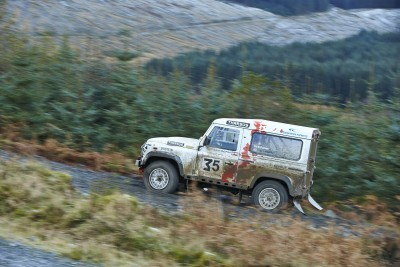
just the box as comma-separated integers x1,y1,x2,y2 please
0,238,97,267
0,150,369,231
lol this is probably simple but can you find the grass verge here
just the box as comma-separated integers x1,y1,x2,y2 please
0,138,138,174
0,160,398,266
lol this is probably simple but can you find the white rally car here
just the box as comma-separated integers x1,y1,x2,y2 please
136,118,322,213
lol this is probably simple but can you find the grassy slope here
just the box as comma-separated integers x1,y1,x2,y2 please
1,1,399,265
0,160,398,266
3,1,399,61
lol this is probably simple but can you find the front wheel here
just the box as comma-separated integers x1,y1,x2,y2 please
144,161,179,193
252,180,288,212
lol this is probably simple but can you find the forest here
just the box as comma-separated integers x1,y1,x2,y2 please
221,0,400,15
147,31,400,103
0,19,399,211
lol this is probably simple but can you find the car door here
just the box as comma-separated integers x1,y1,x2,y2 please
196,125,242,184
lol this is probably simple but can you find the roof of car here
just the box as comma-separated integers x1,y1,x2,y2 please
212,118,320,140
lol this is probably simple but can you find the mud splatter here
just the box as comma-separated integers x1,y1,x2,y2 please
241,143,251,161
221,163,237,183
251,121,267,135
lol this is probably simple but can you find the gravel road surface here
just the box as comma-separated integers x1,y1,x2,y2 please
0,238,98,267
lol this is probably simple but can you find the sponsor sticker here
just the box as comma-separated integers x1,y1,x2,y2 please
167,141,184,147
226,120,250,128
280,129,308,138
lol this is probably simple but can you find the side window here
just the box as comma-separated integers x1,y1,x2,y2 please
250,133,303,161
207,126,240,151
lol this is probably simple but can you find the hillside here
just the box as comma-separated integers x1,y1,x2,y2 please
2,0,399,61
1,1,400,266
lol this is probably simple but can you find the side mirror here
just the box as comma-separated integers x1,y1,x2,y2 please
204,136,210,146
199,136,210,149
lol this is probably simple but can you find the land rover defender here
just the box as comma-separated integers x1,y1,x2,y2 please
136,118,322,213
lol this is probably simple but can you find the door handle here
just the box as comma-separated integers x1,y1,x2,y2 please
225,162,234,166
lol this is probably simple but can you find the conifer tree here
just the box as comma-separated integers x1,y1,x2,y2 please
200,61,227,122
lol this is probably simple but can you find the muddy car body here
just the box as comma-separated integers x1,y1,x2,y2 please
136,118,322,212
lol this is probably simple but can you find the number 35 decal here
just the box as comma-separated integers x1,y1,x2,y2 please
203,158,221,172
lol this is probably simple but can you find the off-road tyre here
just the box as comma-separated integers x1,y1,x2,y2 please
144,161,179,193
252,180,288,212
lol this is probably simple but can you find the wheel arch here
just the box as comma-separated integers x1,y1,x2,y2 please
250,174,293,196
143,152,184,178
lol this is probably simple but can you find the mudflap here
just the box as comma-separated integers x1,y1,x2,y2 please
308,194,323,210
293,198,305,214
293,194,323,214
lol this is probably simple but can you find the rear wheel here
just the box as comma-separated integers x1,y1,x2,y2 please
144,161,179,193
252,180,288,212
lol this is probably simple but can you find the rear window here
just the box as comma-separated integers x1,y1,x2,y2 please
250,133,303,161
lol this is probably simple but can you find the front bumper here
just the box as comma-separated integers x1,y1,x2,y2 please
135,157,142,167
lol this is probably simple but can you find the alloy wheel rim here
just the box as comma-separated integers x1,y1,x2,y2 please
149,168,169,190
259,188,280,210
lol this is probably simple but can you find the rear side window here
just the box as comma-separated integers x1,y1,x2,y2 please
250,133,303,161
208,126,240,151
